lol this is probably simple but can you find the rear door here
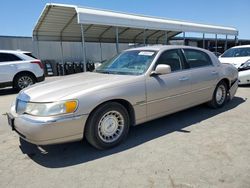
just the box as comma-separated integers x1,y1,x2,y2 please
182,49,219,104
0,53,21,83
146,49,192,120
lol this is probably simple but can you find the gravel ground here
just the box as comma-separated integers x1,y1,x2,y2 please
0,79,250,188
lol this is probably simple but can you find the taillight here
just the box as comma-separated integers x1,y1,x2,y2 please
31,60,44,69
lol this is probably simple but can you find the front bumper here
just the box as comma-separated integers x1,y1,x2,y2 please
229,79,238,100
8,107,88,145
238,70,250,85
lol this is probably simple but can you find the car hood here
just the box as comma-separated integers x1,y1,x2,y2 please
219,56,250,68
18,72,137,102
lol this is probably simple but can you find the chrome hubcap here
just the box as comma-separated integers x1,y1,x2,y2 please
98,111,124,143
216,85,226,105
18,76,33,89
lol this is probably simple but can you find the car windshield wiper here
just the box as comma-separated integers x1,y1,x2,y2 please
95,70,113,74
100,71,110,74
96,69,139,75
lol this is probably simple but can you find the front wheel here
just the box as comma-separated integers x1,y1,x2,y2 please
208,81,228,108
85,102,130,150
14,73,35,91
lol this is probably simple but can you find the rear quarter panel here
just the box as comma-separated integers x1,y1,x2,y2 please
218,63,238,86
208,51,238,86
16,61,44,78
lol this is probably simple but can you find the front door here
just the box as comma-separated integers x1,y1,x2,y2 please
146,49,192,120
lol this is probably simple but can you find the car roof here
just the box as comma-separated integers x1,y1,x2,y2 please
0,50,31,54
125,45,207,52
231,45,250,49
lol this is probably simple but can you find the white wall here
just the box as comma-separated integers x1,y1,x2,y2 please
0,36,129,63
0,36,33,52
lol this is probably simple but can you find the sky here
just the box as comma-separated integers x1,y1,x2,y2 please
0,0,249,39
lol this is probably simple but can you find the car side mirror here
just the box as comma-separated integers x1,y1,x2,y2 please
151,64,171,76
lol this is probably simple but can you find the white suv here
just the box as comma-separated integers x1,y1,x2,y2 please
0,50,45,90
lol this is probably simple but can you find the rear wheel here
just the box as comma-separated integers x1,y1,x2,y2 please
14,73,35,91
208,81,228,108
85,102,130,150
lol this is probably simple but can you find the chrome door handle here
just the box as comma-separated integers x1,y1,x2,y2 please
211,71,218,75
179,77,189,81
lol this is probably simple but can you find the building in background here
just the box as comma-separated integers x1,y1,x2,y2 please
1,35,249,62
170,37,250,54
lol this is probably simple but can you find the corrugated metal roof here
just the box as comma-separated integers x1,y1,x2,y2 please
33,3,238,43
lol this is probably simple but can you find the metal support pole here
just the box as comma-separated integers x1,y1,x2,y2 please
60,40,65,75
202,33,205,49
80,24,87,72
164,31,168,45
224,35,228,51
36,40,40,59
207,41,210,50
235,35,238,46
33,35,40,59
183,32,186,45
115,27,119,54
32,38,36,57
215,34,218,53
60,40,64,64
99,42,103,62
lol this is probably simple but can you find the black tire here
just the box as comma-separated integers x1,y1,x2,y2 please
13,73,36,91
208,81,228,108
85,102,130,150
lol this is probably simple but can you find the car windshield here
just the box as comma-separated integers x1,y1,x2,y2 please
95,50,157,75
221,47,250,57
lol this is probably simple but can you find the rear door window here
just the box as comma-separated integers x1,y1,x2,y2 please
0,53,22,62
183,49,213,68
24,53,37,59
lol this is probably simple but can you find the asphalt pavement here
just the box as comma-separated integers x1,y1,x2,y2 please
0,80,250,188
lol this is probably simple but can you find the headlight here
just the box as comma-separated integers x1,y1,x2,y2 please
17,100,78,116
239,60,250,69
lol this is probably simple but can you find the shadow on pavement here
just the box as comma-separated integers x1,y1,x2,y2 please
19,96,245,168
0,88,18,96
239,85,250,88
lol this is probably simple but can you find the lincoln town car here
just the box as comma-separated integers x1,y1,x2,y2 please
7,45,238,149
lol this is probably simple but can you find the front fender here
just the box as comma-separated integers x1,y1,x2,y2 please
74,80,147,123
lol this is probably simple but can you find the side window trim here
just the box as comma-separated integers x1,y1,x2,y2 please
178,49,190,70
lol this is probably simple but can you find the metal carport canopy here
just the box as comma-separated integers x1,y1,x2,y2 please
33,3,238,44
